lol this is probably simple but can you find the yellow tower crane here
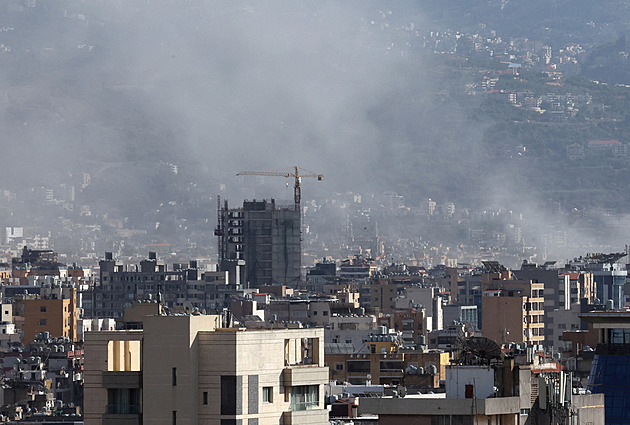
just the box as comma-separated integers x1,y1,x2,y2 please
236,166,323,210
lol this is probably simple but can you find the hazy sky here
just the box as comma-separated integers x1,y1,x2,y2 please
0,1,442,192
1,0,628,260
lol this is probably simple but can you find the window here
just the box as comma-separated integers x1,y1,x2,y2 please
262,386,273,403
221,376,237,415
38,319,46,326
172,368,177,386
107,388,141,414
172,410,177,425
380,361,404,372
40,306,46,312
323,311,328,316
289,385,319,411
335,363,344,371
203,391,208,405
347,361,370,373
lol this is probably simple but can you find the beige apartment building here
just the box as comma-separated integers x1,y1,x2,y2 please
482,278,545,346
84,314,328,425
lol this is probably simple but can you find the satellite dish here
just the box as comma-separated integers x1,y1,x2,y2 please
454,337,502,365
183,301,193,314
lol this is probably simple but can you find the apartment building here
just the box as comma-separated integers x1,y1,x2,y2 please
84,314,328,425
482,277,545,347
14,287,78,344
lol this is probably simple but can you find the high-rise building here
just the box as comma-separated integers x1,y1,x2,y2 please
218,199,301,288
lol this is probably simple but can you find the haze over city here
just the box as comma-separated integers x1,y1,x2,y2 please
2,1,630,266
3,1,630,424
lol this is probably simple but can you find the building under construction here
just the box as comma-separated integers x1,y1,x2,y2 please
217,198,301,288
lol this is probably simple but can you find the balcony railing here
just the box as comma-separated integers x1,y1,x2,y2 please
106,404,141,415
290,400,319,411
596,343,630,355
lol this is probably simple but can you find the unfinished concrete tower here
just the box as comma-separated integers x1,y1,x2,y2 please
219,199,301,288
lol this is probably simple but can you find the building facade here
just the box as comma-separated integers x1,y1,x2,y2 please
84,314,328,425
219,199,301,288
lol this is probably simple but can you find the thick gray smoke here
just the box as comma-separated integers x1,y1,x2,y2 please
0,1,442,201
1,0,625,263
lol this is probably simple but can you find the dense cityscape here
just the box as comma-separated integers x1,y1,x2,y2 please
3,1,630,424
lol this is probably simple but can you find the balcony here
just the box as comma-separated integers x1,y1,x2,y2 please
595,343,630,355
282,409,329,425
282,366,328,387
106,404,141,414
102,371,142,389
103,404,142,425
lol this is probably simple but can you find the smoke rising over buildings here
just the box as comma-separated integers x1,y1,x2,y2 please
0,1,629,262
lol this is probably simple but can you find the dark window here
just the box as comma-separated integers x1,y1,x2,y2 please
40,306,46,312
172,368,177,386
172,411,176,425
380,361,404,372
38,319,46,326
347,361,370,373
221,375,237,415
203,391,208,405
107,388,141,414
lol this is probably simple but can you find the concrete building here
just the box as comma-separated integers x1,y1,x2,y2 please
566,253,627,310
378,309,431,346
359,278,407,314
94,253,241,318
325,315,378,351
564,271,596,305
14,288,77,344
359,353,604,425
305,261,336,293
325,332,449,387
84,314,328,425
338,256,377,282
218,199,301,288
515,261,568,310
482,277,544,347
443,304,479,330
545,305,582,350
